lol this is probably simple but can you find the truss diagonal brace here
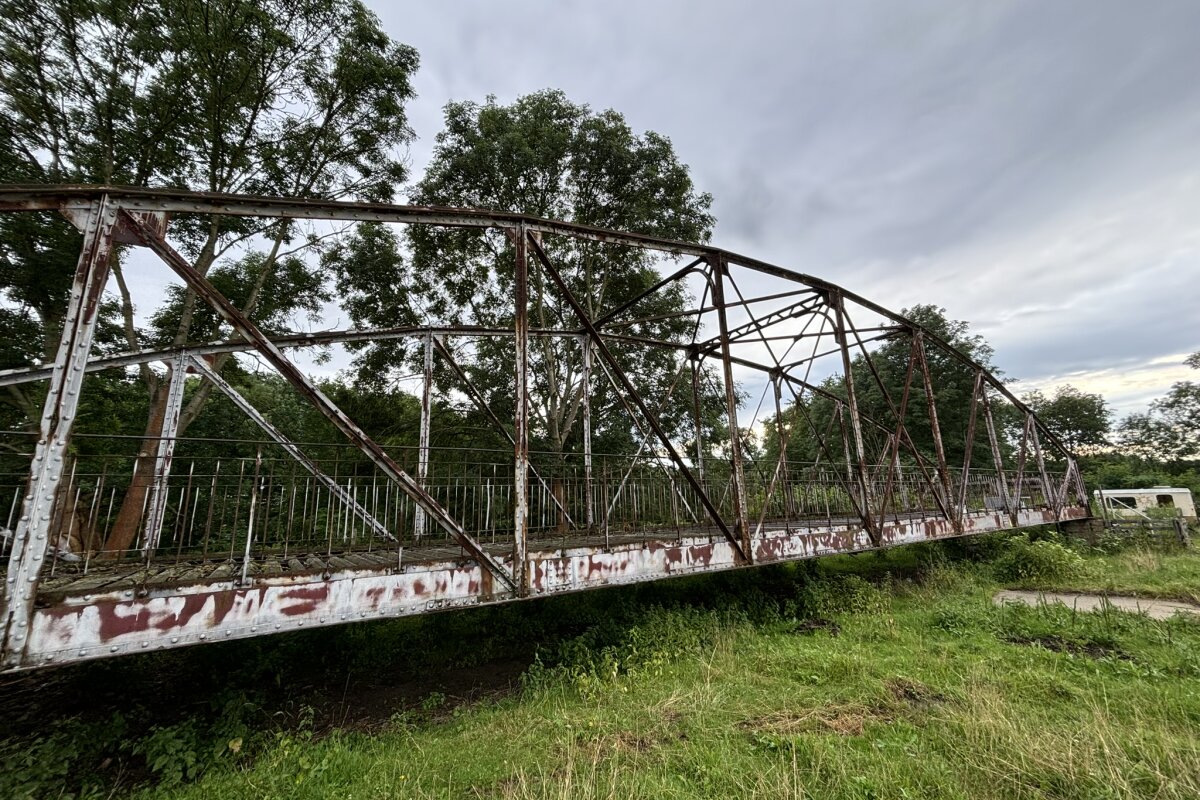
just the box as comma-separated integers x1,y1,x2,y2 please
188,355,395,543
118,210,516,593
431,337,576,529
525,235,749,564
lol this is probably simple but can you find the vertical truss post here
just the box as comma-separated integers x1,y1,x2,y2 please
414,331,433,541
1030,420,1055,518
877,339,918,529
2,196,117,667
240,447,263,585
581,335,594,532
981,386,1011,519
1012,413,1032,524
957,370,983,520
831,290,880,545
914,332,958,531
690,355,706,486
709,254,752,562
1072,457,1087,511
512,226,530,593
772,372,795,521
141,351,188,557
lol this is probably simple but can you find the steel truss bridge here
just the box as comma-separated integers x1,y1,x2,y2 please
0,186,1089,673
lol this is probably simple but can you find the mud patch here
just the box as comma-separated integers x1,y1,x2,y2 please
1003,634,1128,660
304,656,532,733
886,677,947,710
787,618,841,637
739,704,890,737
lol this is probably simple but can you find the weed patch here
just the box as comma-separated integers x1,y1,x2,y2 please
994,533,1087,583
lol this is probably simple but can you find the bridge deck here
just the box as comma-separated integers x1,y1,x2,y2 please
14,506,1087,672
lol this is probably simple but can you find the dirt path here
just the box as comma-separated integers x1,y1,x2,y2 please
994,590,1200,620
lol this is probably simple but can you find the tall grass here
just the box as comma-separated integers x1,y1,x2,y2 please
3,529,1199,799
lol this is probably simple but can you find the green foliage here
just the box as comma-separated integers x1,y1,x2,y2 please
993,533,1086,583
328,89,720,456
1023,385,1112,454
0,0,420,475
795,573,891,618
1118,352,1200,464
0,716,124,800
761,305,1005,469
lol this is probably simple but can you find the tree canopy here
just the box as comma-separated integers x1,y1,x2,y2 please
1022,385,1111,455
0,0,421,552
1119,352,1200,464
329,90,719,458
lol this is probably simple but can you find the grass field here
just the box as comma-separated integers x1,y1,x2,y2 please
3,530,1199,799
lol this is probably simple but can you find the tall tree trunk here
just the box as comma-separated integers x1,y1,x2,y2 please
100,223,287,555
100,382,169,555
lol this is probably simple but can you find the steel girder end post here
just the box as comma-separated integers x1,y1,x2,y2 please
2,196,118,668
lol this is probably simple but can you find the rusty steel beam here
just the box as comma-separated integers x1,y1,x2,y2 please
187,355,394,543
12,504,1089,672
1013,413,1032,524
877,340,918,531
414,332,434,541
957,370,984,520
708,254,752,561
525,234,748,563
141,351,188,557
982,387,1012,519
1031,417,1055,519
118,210,516,593
0,184,1086,460
1,196,119,668
914,332,957,529
581,336,595,531
831,290,880,545
592,257,705,328
512,226,530,594
690,356,707,485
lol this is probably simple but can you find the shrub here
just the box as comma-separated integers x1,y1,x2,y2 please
993,535,1085,583
796,574,890,618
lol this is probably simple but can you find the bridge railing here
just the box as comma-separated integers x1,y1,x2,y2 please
0,430,1082,572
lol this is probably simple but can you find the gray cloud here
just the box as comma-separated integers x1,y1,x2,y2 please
369,0,1200,415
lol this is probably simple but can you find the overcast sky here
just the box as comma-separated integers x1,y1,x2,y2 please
360,0,1200,417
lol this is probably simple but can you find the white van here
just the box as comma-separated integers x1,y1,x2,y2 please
1093,487,1197,521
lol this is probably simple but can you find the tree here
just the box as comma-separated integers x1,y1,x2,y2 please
0,0,420,553
762,305,1004,470
1022,385,1111,455
1119,351,1200,463
330,90,717,465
